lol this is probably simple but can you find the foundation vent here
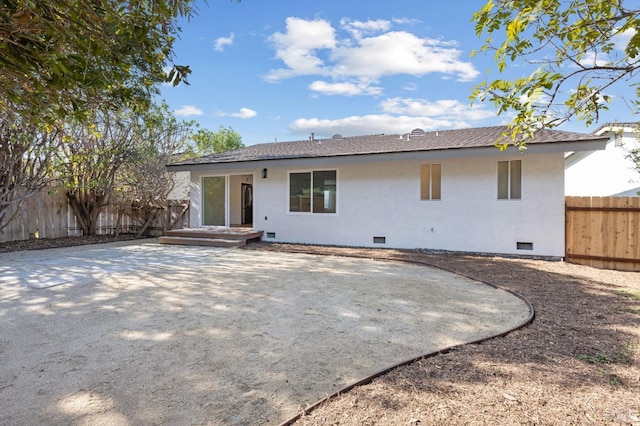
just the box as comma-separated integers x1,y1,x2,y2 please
266,232,276,239
373,236,386,244
517,241,533,250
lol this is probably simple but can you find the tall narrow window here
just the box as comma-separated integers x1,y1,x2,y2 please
202,176,226,226
289,170,337,213
313,170,336,213
498,160,521,200
289,172,311,212
420,164,441,200
509,160,521,199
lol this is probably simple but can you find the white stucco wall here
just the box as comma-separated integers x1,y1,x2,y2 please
565,130,640,196
188,152,566,257
167,171,190,200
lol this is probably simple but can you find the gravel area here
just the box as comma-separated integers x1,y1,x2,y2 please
0,239,531,425
250,243,640,425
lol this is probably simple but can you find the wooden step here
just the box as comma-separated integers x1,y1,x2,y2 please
159,236,246,248
165,228,263,241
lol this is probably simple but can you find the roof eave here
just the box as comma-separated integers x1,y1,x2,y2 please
165,138,609,172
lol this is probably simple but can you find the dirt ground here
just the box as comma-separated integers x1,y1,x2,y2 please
247,243,640,425
0,238,531,425
1,236,639,425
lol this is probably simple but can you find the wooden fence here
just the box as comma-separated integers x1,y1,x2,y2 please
1,187,189,243
565,196,640,271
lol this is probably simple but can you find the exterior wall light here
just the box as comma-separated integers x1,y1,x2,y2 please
262,168,268,179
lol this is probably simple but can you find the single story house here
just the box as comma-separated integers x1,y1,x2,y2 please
565,122,640,197
167,125,608,257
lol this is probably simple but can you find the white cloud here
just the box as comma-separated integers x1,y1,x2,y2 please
231,108,257,118
173,105,203,116
613,28,635,52
392,17,421,26
309,80,383,96
214,33,235,52
331,31,479,81
380,97,495,121
266,17,479,87
340,18,391,39
579,51,611,67
217,107,257,119
289,97,495,137
289,114,464,136
266,17,336,81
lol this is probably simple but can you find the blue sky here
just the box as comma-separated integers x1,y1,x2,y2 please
158,0,636,146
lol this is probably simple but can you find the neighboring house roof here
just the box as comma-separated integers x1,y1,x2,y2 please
592,122,639,134
168,125,608,171
566,121,639,163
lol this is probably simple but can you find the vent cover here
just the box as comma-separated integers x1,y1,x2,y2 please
266,232,276,239
517,242,533,250
373,236,386,244
410,128,426,136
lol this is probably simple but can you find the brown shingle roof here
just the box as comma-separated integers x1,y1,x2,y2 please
169,125,606,167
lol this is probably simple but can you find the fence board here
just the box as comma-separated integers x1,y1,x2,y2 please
565,196,640,271
1,185,189,243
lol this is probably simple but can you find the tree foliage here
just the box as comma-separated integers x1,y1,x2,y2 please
55,103,138,236
627,146,640,178
0,109,61,233
471,0,640,148
0,0,196,121
190,125,244,157
114,102,195,236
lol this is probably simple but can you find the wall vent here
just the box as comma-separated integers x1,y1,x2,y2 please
373,236,386,244
266,232,276,239
517,242,534,250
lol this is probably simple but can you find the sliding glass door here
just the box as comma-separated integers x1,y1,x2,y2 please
202,176,226,226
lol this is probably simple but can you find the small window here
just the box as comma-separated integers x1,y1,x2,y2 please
420,164,441,200
289,170,337,213
498,160,521,200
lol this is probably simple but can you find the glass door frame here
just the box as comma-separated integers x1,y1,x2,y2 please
201,174,229,227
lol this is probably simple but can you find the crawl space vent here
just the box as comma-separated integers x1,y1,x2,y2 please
517,242,534,250
373,236,386,244
266,232,276,239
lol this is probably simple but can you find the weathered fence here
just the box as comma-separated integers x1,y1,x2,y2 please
1,187,189,243
565,196,640,272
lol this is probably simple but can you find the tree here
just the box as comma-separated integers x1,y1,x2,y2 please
114,102,195,236
0,109,61,234
471,0,640,149
190,125,244,156
627,146,640,191
55,104,138,236
0,0,196,122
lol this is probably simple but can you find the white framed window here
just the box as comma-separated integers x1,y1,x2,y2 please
498,160,521,200
289,170,337,213
420,164,441,200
